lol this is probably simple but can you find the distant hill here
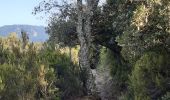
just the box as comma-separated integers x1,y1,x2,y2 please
0,25,49,42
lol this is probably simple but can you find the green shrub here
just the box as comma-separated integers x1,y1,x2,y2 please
0,63,36,100
0,35,59,100
129,51,170,100
39,47,84,99
161,92,170,100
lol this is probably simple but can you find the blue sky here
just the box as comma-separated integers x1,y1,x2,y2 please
0,0,106,27
0,0,46,27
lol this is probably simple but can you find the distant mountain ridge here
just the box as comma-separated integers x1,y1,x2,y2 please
0,25,49,42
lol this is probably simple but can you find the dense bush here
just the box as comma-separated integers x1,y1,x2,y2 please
0,63,37,100
39,47,84,99
0,33,84,100
129,49,170,100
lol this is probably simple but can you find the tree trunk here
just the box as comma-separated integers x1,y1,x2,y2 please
77,0,99,96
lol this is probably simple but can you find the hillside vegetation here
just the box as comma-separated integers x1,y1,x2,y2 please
0,0,170,100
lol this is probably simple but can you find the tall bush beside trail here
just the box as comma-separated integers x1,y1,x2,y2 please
0,35,60,100
0,34,86,99
0,64,36,100
0,63,58,100
38,48,71,68
38,47,84,99
129,50,170,100
108,50,130,89
99,48,129,90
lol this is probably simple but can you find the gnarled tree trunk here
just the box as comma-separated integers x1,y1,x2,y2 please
77,0,99,96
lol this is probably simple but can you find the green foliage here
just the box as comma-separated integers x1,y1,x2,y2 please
47,19,78,48
0,64,36,100
117,0,170,64
58,65,84,99
161,92,170,100
39,47,71,67
101,49,129,88
0,34,60,99
129,50,170,100
116,1,170,99
37,45,84,99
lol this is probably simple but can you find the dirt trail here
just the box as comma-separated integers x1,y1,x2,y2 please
92,65,115,100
